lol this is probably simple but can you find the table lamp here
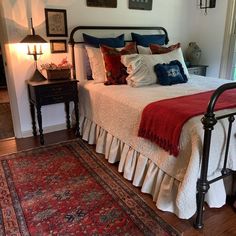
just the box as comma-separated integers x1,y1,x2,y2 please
20,18,47,82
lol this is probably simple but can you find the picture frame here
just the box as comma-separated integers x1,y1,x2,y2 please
86,0,117,8
45,8,68,37
128,0,153,10
50,40,67,53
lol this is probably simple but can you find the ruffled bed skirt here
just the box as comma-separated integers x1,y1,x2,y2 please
79,115,198,219
80,115,234,219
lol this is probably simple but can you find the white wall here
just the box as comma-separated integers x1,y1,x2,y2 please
188,0,228,77
0,0,228,138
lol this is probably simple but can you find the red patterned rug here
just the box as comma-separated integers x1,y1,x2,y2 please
0,139,180,235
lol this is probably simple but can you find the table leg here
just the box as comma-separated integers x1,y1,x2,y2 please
29,102,37,136
74,100,79,136
65,102,71,129
36,105,44,145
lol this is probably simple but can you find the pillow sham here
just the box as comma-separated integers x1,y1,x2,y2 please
73,44,92,82
121,47,189,87
100,42,137,85
83,33,125,48
131,32,166,47
154,60,188,85
85,46,106,83
150,43,181,54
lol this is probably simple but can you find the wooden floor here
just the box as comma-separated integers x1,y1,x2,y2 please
0,87,9,103
0,129,236,236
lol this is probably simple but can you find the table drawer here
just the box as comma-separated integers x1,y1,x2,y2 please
40,93,77,105
188,66,207,76
38,83,76,96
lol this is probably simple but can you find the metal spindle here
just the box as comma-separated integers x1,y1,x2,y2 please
222,115,235,174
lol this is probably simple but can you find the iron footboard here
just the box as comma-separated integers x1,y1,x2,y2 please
194,82,236,229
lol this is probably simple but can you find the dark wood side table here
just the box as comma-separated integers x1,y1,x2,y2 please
27,79,79,145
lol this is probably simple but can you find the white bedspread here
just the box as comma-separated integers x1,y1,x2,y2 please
78,75,236,219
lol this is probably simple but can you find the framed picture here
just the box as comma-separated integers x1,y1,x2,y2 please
45,8,68,37
87,0,117,8
50,40,67,53
129,0,153,10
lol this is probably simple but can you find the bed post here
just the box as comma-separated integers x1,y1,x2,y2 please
195,112,217,229
68,27,78,80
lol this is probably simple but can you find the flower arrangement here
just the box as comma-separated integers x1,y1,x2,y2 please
41,58,72,71
41,58,72,80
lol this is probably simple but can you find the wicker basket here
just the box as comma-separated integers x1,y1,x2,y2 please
46,69,71,80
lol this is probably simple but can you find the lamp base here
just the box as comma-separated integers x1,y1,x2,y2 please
29,69,47,82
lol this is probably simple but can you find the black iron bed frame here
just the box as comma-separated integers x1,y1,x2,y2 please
68,25,236,229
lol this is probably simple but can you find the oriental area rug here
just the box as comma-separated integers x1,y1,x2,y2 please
0,139,180,236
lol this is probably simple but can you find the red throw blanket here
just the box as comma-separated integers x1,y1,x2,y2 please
138,89,236,157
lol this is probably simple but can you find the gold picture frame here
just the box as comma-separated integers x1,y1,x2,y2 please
50,40,67,53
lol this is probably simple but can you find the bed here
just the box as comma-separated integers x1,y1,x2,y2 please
68,26,236,228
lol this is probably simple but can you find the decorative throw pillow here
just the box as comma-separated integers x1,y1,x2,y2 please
137,45,151,54
131,32,166,47
83,33,125,48
100,42,137,85
154,60,188,85
150,43,181,54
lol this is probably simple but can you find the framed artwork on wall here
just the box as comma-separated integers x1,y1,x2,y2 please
50,39,67,53
45,8,68,37
86,0,117,8
129,0,153,10
50,40,67,53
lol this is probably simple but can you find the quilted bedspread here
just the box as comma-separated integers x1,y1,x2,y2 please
78,75,236,218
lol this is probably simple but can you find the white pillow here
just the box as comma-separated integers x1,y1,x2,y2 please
73,44,92,82
85,46,106,83
137,45,151,54
121,54,156,87
121,48,189,87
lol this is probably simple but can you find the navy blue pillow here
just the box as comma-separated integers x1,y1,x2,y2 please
154,60,188,86
131,32,166,47
83,33,125,48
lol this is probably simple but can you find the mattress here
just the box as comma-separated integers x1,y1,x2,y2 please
78,74,236,219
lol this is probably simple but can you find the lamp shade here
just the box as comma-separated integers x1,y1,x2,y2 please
20,34,47,44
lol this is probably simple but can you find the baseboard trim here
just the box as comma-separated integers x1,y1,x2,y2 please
21,123,67,138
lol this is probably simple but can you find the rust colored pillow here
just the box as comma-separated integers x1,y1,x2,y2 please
100,42,137,85
150,43,181,54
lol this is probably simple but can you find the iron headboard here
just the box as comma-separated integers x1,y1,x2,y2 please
68,26,169,79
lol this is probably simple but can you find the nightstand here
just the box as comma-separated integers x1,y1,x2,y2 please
27,79,79,145
187,65,208,76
